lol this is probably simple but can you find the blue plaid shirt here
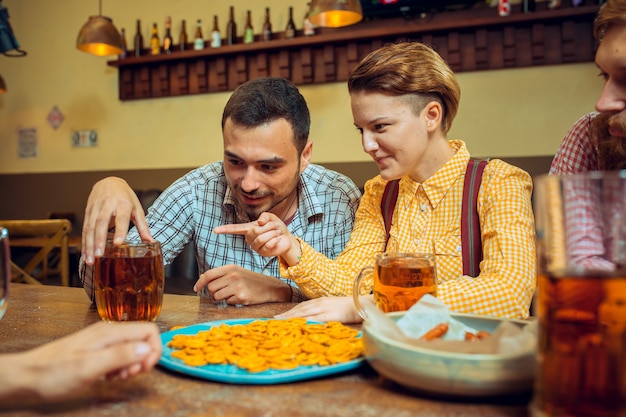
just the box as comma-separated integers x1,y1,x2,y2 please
80,162,361,302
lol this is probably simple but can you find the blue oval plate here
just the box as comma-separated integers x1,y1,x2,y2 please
159,318,364,384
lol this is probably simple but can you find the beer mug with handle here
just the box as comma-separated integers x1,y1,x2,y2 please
94,240,164,321
353,252,437,320
0,228,10,320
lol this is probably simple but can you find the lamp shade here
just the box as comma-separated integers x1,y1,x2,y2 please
0,73,6,94
308,0,363,28
76,15,123,56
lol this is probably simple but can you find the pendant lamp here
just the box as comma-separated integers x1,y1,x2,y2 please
308,0,363,28
76,0,122,56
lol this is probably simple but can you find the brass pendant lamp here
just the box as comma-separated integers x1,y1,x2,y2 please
308,0,363,28
76,0,122,56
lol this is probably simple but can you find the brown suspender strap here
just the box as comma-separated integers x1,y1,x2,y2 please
461,159,487,277
381,159,487,276
381,178,400,251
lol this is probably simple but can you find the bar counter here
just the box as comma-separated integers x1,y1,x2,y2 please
0,283,531,416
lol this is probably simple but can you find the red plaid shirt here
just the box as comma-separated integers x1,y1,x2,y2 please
547,112,617,271
550,112,599,174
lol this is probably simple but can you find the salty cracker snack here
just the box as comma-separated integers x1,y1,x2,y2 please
167,318,363,373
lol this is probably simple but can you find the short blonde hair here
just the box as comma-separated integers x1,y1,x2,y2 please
594,0,626,40
347,42,460,134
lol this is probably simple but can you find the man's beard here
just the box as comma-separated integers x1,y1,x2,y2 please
234,191,272,222
234,189,297,222
595,112,626,171
231,166,301,222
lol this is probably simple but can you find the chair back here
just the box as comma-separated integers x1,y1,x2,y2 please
0,219,72,286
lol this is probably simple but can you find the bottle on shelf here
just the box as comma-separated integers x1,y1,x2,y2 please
211,15,221,48
303,3,315,36
262,7,272,42
163,16,173,54
244,10,254,44
119,28,128,59
548,0,562,9
150,22,160,55
193,19,204,50
133,19,143,57
497,0,511,16
179,19,188,51
522,0,536,12
226,6,237,46
285,6,296,39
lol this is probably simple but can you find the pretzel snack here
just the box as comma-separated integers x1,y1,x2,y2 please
167,318,363,373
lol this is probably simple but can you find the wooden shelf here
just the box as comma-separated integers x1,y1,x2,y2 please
107,3,600,101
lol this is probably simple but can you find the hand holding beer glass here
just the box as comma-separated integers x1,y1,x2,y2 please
353,252,437,319
94,240,164,321
532,171,626,417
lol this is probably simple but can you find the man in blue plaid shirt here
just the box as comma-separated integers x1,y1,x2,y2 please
80,77,361,305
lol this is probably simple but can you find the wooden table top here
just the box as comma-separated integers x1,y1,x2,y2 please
0,283,531,416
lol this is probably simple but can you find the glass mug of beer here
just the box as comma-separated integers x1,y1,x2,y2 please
94,240,164,321
532,172,626,417
0,228,9,320
353,252,437,319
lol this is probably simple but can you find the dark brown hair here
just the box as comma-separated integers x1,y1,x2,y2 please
222,77,311,155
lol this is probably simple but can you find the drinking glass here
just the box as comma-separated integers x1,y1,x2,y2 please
0,228,9,320
353,252,437,319
531,171,626,417
94,240,164,321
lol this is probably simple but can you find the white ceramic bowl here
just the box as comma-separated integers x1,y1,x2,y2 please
362,312,536,397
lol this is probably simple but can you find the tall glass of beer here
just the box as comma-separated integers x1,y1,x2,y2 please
532,171,626,417
94,240,164,321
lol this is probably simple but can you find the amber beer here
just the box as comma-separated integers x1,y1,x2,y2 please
354,253,437,318
531,272,626,417
533,172,626,417
374,256,437,312
94,241,164,321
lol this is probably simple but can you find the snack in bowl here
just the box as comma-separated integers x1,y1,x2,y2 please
363,312,536,397
419,322,449,341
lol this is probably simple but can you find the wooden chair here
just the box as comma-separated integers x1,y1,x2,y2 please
0,219,72,286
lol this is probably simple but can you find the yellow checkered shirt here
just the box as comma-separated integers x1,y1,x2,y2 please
282,140,536,319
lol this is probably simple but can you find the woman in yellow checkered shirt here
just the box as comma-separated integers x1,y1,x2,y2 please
215,42,536,323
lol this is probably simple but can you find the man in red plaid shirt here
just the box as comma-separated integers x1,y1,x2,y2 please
548,0,626,271
550,0,626,174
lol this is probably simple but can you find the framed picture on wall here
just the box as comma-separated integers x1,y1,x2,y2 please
18,128,37,159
